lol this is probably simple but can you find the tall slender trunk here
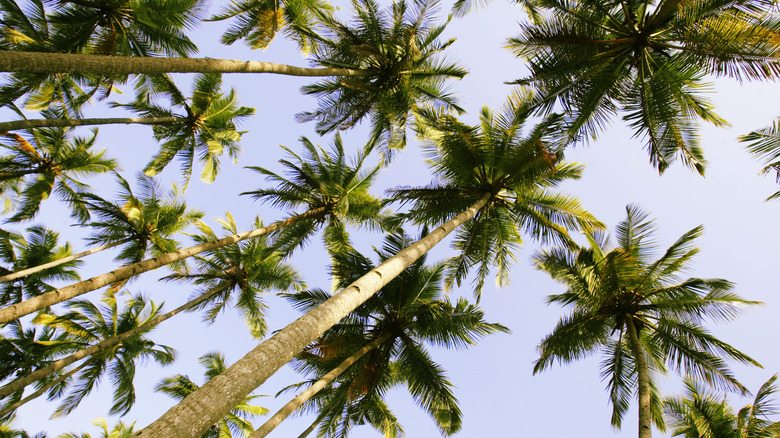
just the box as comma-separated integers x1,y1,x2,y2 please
0,238,133,283
0,206,328,324
0,116,178,133
297,415,322,438
0,360,89,417
250,333,392,438
626,317,652,438
0,51,369,77
135,192,492,438
0,285,224,400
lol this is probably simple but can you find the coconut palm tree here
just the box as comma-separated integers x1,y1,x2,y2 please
253,230,508,438
134,90,599,438
243,133,385,258
0,127,117,222
0,132,380,324
157,352,269,438
296,0,467,156
47,0,202,57
0,226,80,306
0,0,110,116
508,0,780,173
533,205,761,438
664,375,780,438
162,213,305,338
60,418,134,438
208,0,334,52
77,173,203,267
19,290,175,418
0,214,302,403
0,0,465,154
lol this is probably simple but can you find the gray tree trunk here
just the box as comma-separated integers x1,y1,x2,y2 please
135,193,492,438
626,318,652,438
0,116,178,133
0,285,224,400
250,333,392,438
0,51,368,77
0,238,132,283
0,206,328,324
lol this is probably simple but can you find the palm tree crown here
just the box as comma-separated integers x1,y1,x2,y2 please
533,205,761,436
284,230,508,437
389,89,602,296
664,375,780,438
509,0,780,173
298,0,468,156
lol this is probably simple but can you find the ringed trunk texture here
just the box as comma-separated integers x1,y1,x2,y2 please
0,51,368,77
0,206,328,324
135,193,491,438
0,361,88,417
0,238,132,283
250,333,392,438
0,286,223,400
0,117,178,133
626,318,652,438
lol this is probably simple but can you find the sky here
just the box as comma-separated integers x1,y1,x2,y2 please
3,0,780,437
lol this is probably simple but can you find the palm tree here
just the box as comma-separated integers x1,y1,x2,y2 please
664,375,780,438
0,132,380,324
533,205,761,438
253,230,508,438
113,73,255,186
0,127,117,222
0,226,80,306
48,0,202,57
162,213,305,338
0,0,110,116
1,0,465,153
134,91,599,438
508,0,780,173
157,352,269,438
0,214,302,402
0,173,203,284
208,0,334,52
296,0,467,155
18,291,175,418
243,133,385,257
78,173,203,267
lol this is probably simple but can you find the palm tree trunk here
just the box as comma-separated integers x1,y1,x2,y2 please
0,238,133,283
0,51,369,77
250,332,392,438
0,116,178,133
297,415,322,438
0,285,225,400
0,206,329,324
0,360,88,417
626,317,652,438
135,192,492,438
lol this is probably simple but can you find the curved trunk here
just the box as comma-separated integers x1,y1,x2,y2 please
250,333,392,438
0,206,328,324
135,192,492,438
0,116,179,133
0,51,368,77
0,238,133,283
626,318,652,438
0,360,88,417
0,285,224,399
